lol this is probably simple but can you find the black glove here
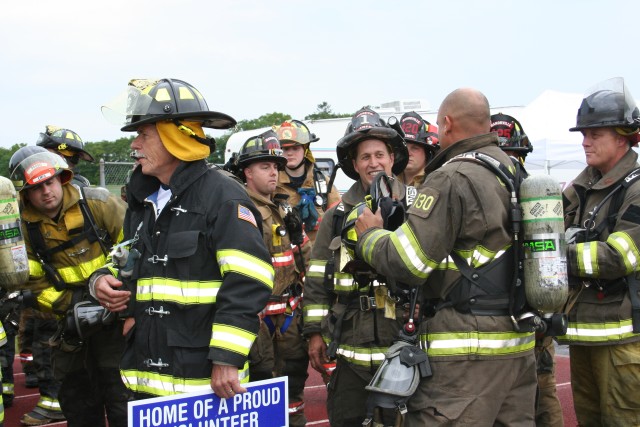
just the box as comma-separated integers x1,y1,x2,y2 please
284,207,304,246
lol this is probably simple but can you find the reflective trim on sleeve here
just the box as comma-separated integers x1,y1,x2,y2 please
422,330,535,357
272,249,295,268
217,249,274,290
559,319,636,343
576,241,598,276
0,323,6,347
607,231,639,275
303,304,329,323
386,224,436,279
37,287,65,312
28,260,44,278
57,255,107,284
136,277,220,304
210,324,256,357
306,260,327,278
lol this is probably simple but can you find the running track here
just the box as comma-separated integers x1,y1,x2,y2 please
6,350,577,426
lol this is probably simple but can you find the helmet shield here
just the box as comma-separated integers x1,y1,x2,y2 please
102,78,237,131
10,150,73,191
275,120,319,146
337,108,408,180
237,130,287,170
490,113,532,155
570,77,640,131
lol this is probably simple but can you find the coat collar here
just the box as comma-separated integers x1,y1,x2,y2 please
572,149,639,190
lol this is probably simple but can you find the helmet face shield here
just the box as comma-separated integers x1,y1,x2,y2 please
10,151,72,191
570,77,640,131
102,78,237,131
237,130,287,171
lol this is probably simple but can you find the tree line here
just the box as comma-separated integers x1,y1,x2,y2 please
1,103,351,184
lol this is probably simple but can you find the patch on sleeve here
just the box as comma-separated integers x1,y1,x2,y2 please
238,204,257,227
407,187,440,219
621,204,640,225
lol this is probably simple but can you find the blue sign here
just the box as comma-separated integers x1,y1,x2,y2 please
128,377,288,427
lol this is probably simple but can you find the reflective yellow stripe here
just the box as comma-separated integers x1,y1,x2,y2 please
422,331,535,357
37,396,61,411
120,362,250,396
303,304,329,323
38,287,65,311
329,342,387,367
607,231,639,274
0,322,6,347
29,260,44,278
57,255,106,284
306,260,326,278
217,249,274,290
211,324,255,357
576,241,598,276
559,319,636,343
136,277,220,304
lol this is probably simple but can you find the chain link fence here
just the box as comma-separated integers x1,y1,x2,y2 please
98,160,134,196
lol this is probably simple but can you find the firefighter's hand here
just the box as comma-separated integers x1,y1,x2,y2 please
94,275,131,312
355,206,383,236
211,364,246,399
308,333,329,375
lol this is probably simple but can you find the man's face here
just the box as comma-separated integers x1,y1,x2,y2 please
581,127,628,174
25,176,64,219
282,145,305,169
130,123,180,182
405,142,427,176
244,161,280,197
352,139,394,188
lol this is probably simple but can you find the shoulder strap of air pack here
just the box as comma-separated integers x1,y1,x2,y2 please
444,152,524,321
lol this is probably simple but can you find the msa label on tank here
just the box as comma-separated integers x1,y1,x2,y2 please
523,233,566,258
0,221,22,244
521,198,563,222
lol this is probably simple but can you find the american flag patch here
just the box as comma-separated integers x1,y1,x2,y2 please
238,205,257,227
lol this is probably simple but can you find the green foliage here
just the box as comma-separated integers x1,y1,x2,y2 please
75,136,135,184
236,112,292,131
304,102,352,120
0,144,27,177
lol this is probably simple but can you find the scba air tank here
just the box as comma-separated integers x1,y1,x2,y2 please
0,176,29,289
520,174,568,315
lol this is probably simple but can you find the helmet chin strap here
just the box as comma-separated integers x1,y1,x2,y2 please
172,120,216,149
287,159,306,175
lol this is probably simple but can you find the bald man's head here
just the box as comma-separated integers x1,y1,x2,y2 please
436,88,491,149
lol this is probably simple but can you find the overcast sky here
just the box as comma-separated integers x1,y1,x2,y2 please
2,0,639,150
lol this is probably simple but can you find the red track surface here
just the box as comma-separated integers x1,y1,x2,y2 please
6,353,577,426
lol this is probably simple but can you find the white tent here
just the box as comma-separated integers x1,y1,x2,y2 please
518,90,586,184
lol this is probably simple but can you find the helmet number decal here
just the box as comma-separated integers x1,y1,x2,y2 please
409,188,439,219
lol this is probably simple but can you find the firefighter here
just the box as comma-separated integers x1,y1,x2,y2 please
0,319,6,427
490,112,564,427
92,78,273,400
233,130,310,426
36,126,95,187
303,107,411,426
558,77,640,426
274,120,341,243
8,145,129,426
396,111,439,187
355,88,537,425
